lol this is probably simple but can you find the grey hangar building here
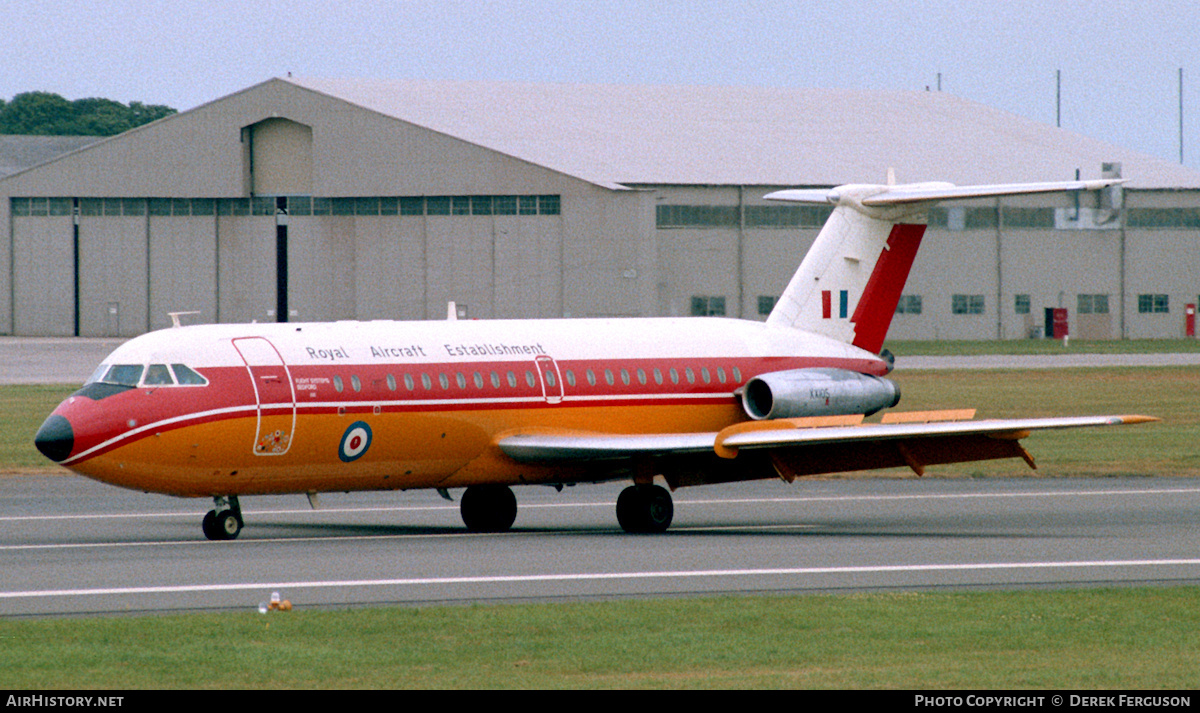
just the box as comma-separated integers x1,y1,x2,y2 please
3,76,1200,342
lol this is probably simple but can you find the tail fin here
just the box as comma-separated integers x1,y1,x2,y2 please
764,177,1122,354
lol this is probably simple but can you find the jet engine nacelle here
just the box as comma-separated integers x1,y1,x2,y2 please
740,367,901,420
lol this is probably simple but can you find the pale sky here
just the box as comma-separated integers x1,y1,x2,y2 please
5,0,1200,170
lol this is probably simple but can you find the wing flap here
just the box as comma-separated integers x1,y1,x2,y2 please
497,415,1158,476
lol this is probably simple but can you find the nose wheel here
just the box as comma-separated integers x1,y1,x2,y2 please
201,495,243,540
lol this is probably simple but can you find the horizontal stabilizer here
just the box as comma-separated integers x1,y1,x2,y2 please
765,178,1122,207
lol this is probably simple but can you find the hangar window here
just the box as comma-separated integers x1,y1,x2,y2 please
452,196,471,215
657,205,738,228
1138,294,1169,313
426,196,451,215
538,195,561,215
471,196,493,215
952,294,985,315
743,205,831,228
287,196,312,216
217,198,251,216
691,296,726,316
331,198,355,216
1127,208,1200,228
494,196,518,215
379,197,398,215
895,295,922,314
757,296,777,315
1078,294,1110,314
519,196,538,215
1014,294,1030,315
964,208,998,229
355,198,380,215
400,197,424,215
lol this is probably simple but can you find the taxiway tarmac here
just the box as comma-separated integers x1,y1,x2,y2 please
3,474,1199,616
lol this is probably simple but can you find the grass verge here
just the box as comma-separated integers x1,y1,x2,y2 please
1,588,1199,689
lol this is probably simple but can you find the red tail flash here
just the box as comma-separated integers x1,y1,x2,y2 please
849,223,926,353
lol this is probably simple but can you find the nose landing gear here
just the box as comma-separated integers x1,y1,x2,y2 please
201,495,243,540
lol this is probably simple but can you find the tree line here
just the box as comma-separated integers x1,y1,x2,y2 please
0,91,176,136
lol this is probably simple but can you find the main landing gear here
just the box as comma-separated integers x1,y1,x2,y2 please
460,484,518,533
616,484,674,533
202,495,243,541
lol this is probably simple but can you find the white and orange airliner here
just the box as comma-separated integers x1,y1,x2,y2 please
35,176,1156,540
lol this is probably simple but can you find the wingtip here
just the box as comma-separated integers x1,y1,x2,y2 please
1113,415,1160,424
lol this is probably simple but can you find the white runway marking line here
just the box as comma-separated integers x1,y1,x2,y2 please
4,558,1200,600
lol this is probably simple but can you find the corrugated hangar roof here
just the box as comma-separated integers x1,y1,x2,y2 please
285,76,1200,190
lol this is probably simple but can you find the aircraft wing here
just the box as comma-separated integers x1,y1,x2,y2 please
497,413,1157,481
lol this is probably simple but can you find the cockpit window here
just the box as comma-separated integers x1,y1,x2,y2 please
171,364,208,385
89,364,144,387
143,364,174,385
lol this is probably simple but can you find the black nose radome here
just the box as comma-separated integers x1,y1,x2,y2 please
34,415,74,463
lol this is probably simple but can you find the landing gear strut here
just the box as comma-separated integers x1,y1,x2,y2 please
616,484,673,533
202,495,243,541
460,485,518,533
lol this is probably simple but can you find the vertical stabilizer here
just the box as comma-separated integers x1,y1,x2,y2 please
763,177,1121,354
765,199,924,353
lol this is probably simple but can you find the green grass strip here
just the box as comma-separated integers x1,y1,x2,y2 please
2,588,1199,689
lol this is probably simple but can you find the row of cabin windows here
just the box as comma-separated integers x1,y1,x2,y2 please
329,365,746,394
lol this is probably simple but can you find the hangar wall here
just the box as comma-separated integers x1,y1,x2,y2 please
3,78,1199,341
